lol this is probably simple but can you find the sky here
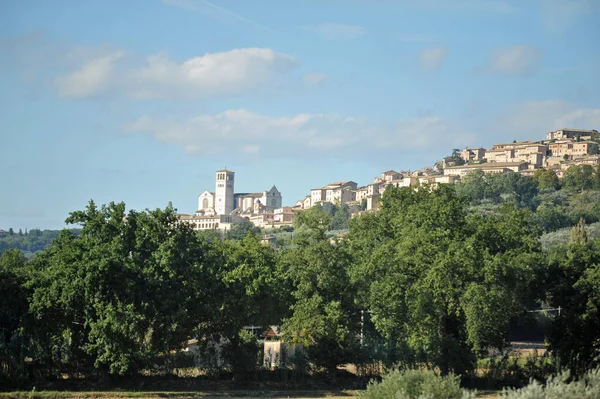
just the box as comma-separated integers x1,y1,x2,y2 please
1,0,599,230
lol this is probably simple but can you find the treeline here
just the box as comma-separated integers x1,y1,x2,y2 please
0,229,77,258
1,166,600,390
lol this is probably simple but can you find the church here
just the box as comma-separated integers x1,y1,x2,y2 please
178,169,283,231
196,169,282,216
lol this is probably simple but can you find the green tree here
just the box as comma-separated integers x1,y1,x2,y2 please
534,168,560,191
360,198,367,211
348,186,541,374
330,204,351,230
206,233,285,379
0,249,29,386
563,165,595,191
447,149,466,166
281,206,359,373
545,241,600,375
455,169,487,203
226,219,261,241
531,202,571,232
27,201,213,376
571,218,588,245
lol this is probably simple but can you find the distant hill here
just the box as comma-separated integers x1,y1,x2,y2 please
0,228,80,259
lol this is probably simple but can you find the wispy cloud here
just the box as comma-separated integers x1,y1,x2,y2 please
55,51,124,99
55,48,298,100
419,46,448,70
486,45,542,76
161,0,273,32
302,23,365,39
125,108,471,160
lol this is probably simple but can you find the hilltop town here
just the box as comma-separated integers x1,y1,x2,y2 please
179,127,599,231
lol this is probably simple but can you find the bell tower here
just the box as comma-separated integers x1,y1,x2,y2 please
215,169,235,215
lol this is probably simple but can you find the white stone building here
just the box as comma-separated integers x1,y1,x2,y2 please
180,169,283,231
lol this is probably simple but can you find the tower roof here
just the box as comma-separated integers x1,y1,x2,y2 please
216,169,234,173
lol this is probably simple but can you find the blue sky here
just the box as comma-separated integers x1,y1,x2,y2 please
1,0,599,230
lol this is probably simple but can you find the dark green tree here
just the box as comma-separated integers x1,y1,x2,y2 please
206,233,285,379
27,201,213,376
545,241,600,375
348,186,541,374
563,165,595,191
330,204,351,230
534,168,560,191
0,249,29,386
226,219,261,241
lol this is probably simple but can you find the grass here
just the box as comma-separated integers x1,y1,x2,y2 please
0,390,505,399
1,391,356,399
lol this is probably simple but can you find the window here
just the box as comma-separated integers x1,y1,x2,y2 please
202,198,209,209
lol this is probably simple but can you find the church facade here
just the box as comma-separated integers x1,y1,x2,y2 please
179,169,283,231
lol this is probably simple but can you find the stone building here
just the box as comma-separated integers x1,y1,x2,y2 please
181,169,283,231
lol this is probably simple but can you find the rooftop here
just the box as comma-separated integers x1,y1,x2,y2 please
445,161,528,169
553,128,598,133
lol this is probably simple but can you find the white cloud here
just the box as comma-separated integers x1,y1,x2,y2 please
128,48,298,99
125,109,472,160
303,23,365,39
54,51,124,99
419,46,448,70
303,73,328,86
487,45,542,76
49,47,298,100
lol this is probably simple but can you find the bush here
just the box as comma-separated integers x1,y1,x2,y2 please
360,368,475,399
501,369,600,398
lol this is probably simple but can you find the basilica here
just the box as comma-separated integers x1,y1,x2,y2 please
178,169,283,231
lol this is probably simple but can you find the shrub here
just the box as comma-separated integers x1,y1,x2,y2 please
360,368,475,399
501,369,600,398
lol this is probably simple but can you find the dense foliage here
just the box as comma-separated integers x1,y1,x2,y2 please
2,167,600,389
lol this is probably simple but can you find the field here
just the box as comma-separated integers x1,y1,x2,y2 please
0,390,504,399
0,391,355,399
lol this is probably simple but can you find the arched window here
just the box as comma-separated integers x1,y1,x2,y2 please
271,199,276,206
202,198,209,209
